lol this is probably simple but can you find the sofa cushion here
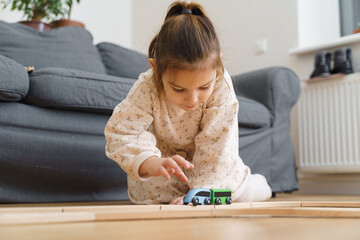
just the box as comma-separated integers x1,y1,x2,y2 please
22,68,134,113
97,42,150,79
0,20,106,74
0,55,29,101
237,96,271,128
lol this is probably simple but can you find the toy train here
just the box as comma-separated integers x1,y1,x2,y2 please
183,188,232,206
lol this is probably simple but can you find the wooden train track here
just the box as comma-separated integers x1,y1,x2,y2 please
1,201,360,226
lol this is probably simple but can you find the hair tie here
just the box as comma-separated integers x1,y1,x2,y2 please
181,9,192,14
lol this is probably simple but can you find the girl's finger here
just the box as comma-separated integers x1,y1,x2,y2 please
169,198,176,205
175,171,188,182
175,196,185,205
164,158,183,173
169,195,185,205
159,166,171,180
171,155,194,169
165,167,175,175
171,197,184,205
164,158,188,182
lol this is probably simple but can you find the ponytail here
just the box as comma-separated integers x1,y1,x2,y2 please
164,1,206,21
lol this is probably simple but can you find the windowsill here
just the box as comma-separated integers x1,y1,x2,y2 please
289,33,360,55
300,72,359,83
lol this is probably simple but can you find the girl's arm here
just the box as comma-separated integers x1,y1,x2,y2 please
104,76,160,181
105,74,193,182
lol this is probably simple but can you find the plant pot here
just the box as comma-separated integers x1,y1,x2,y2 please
50,19,85,29
18,20,51,31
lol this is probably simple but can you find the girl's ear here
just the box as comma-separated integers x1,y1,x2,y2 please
149,58,157,73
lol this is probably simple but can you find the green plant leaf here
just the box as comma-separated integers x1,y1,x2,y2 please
1,0,81,21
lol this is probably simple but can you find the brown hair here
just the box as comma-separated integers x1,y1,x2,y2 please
148,1,224,93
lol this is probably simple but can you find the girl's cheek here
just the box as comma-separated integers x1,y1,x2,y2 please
203,90,213,101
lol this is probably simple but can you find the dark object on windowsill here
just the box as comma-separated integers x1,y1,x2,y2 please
331,47,354,75
310,51,331,78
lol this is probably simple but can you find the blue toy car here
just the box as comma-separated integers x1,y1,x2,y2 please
183,188,211,206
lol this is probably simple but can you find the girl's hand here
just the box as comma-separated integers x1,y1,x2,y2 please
169,194,186,205
139,155,194,182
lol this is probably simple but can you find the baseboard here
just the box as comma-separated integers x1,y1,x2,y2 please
296,173,360,195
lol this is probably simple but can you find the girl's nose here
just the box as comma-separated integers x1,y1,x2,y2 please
185,92,198,104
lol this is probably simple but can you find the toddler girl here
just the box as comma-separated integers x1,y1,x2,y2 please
104,1,272,204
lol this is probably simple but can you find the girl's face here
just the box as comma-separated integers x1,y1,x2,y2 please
161,68,217,112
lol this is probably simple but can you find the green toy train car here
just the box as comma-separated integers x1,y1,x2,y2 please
183,188,232,206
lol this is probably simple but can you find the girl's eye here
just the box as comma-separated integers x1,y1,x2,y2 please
200,86,210,90
173,88,184,92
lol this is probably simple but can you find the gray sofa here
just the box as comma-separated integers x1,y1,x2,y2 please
0,20,300,203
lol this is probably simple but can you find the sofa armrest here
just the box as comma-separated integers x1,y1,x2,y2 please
0,55,29,102
232,66,301,117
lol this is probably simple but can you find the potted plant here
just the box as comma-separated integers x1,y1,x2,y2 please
0,0,82,30
49,0,84,29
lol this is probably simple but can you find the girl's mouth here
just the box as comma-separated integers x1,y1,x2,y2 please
182,104,198,111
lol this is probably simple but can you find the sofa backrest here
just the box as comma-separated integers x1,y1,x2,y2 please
0,20,106,74
97,42,150,80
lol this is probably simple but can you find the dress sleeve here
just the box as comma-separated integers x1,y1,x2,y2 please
104,74,161,181
186,71,271,201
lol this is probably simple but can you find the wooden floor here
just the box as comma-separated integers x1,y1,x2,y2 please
1,194,360,240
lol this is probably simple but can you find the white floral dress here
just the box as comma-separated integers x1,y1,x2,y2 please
104,69,271,204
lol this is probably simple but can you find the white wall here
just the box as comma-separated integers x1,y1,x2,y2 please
0,0,133,48
0,6,23,22
71,0,132,48
297,0,340,47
